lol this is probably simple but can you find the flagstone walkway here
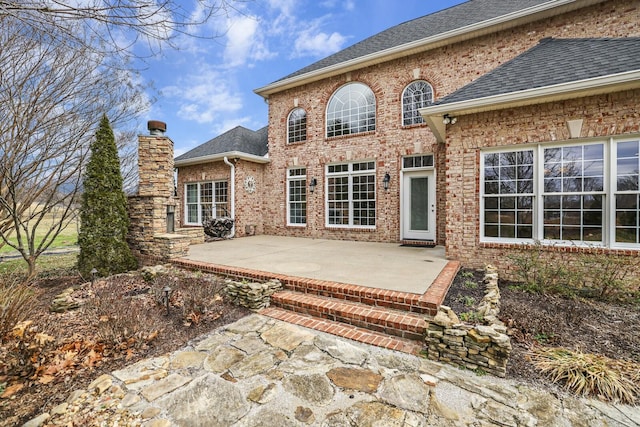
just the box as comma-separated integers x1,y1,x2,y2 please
25,314,640,427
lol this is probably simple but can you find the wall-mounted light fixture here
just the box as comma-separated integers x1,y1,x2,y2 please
309,177,318,193
443,114,457,125
383,173,391,190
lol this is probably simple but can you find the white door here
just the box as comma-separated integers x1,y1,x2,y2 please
402,170,436,240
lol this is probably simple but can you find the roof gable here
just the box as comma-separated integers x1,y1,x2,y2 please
175,125,268,164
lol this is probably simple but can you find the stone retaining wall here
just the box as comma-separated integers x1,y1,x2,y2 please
425,265,511,377
225,279,282,310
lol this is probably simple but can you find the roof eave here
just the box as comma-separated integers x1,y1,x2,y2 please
420,70,640,143
175,151,270,167
254,0,603,98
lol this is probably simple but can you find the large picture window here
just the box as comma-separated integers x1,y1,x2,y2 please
185,181,228,225
481,139,640,248
287,168,307,226
326,83,375,138
326,161,376,227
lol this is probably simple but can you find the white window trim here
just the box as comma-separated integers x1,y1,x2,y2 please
480,137,640,250
287,108,307,144
325,82,376,138
183,181,228,226
325,161,376,229
286,168,307,227
401,80,434,127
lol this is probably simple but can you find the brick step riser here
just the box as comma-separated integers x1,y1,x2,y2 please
281,282,436,315
271,295,427,341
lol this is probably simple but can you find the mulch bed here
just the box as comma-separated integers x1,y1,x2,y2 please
0,269,250,426
444,268,640,388
2,266,639,425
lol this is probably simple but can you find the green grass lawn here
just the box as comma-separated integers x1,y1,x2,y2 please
0,214,78,254
0,252,78,276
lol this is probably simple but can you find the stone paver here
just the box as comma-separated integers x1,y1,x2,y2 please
28,314,640,427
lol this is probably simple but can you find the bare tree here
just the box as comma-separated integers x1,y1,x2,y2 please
0,19,148,278
0,0,236,61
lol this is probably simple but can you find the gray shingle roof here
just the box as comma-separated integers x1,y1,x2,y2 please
276,0,551,82
175,125,268,162
434,37,640,105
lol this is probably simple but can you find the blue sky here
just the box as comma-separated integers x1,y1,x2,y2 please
140,0,466,156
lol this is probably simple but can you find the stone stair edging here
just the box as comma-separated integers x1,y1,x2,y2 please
425,265,512,377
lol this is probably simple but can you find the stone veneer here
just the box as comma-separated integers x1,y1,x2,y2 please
128,132,203,261
425,265,511,377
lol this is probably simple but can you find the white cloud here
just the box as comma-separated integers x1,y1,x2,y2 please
294,26,347,58
162,63,243,124
223,15,274,67
320,0,355,11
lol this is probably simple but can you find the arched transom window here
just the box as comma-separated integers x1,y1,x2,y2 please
326,82,375,138
287,108,307,143
402,80,434,126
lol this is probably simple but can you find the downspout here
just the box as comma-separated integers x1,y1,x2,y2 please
223,156,236,238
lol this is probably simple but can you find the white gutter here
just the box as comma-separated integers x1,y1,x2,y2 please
175,151,270,167
223,156,236,238
255,0,602,97
420,70,640,142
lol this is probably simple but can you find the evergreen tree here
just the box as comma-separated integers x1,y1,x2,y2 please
78,115,137,278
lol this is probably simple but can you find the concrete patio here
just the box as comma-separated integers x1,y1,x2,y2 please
183,235,449,294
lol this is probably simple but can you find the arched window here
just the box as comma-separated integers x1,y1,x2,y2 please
402,80,433,126
326,83,375,138
287,108,307,143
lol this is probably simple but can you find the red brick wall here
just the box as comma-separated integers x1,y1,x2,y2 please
261,0,639,244
445,89,640,271
176,160,267,238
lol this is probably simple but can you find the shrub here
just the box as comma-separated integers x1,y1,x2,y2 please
152,273,226,326
508,241,640,303
573,252,640,302
0,275,36,343
530,347,639,404
507,241,571,294
84,287,161,350
77,115,137,279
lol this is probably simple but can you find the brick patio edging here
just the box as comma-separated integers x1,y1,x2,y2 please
169,258,460,316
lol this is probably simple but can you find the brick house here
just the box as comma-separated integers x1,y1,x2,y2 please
175,0,640,271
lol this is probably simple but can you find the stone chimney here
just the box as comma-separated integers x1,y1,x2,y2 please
137,120,174,198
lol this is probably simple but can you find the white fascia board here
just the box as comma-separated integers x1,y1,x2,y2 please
420,70,640,143
254,0,595,98
174,151,270,167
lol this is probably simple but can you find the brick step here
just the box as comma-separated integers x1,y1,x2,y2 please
282,280,438,315
259,307,424,355
270,290,429,341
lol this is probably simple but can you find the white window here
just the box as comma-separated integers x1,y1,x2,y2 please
483,150,534,239
481,139,640,249
185,181,228,225
402,80,433,126
287,168,307,226
326,161,376,228
287,108,307,143
615,140,640,244
326,83,375,138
